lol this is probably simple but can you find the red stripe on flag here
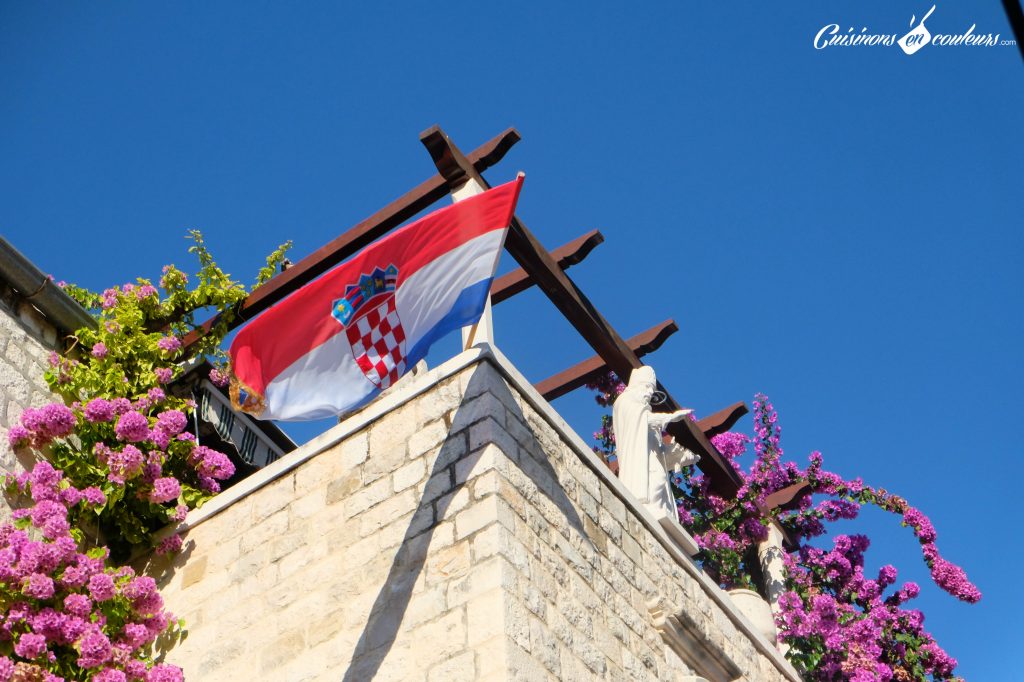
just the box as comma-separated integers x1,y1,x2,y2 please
230,176,523,398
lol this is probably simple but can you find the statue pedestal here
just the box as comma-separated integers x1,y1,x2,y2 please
645,504,699,557
727,589,778,645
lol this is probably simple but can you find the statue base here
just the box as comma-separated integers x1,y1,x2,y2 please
645,504,699,557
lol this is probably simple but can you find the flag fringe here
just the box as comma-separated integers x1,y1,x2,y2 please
229,368,266,418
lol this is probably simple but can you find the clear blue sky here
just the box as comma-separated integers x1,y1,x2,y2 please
2,2,1020,678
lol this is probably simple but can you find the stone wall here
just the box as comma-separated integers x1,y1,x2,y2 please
144,348,800,681
0,283,60,496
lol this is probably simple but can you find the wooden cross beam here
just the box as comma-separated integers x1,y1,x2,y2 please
180,128,521,351
534,320,679,401
419,125,744,497
491,230,604,305
696,402,750,440
766,482,813,551
420,126,643,382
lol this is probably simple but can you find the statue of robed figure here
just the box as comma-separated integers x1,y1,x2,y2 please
612,366,699,516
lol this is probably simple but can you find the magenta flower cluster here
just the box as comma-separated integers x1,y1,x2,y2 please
588,379,978,679
778,534,960,681
156,336,181,354
8,398,234,523
6,404,76,449
0,462,183,681
11,244,285,681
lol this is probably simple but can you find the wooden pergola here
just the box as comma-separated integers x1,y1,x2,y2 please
184,126,810,524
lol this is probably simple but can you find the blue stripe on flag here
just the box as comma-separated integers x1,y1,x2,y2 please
404,278,493,369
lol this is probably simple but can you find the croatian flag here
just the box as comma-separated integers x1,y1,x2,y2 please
229,176,523,421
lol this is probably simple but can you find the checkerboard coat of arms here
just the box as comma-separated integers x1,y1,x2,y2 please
331,265,407,390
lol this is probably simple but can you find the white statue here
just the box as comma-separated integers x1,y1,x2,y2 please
612,366,699,516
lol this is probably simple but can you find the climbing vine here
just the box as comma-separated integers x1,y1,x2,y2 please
2,232,290,681
588,379,978,681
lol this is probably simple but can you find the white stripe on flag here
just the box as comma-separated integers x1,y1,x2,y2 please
263,331,372,420
260,229,504,421
395,229,504,343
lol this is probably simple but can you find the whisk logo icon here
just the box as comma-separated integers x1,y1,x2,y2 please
812,4,1010,54
898,5,936,55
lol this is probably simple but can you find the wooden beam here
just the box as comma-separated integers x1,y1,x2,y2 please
180,128,522,350
696,402,749,440
534,320,678,401
421,125,642,380
764,482,812,513
662,416,741,496
491,230,604,304
420,125,744,497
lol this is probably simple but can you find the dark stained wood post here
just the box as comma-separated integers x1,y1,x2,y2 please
491,230,604,304
534,320,679,401
419,125,744,496
420,125,645,382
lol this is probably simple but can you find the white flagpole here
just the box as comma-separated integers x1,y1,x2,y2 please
450,178,495,349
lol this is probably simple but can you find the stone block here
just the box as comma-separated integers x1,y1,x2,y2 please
436,486,471,520
427,649,476,682
455,444,506,485
620,532,642,565
260,631,306,674
465,587,506,646
507,639,551,682
505,596,531,651
339,431,369,468
252,475,295,523
468,417,518,458
470,523,502,562
426,539,472,584
431,431,468,469
474,635,510,678
454,496,515,540
278,540,326,580
305,604,349,648
403,585,447,630
602,489,627,525
598,507,623,543
290,488,325,521
358,488,417,536
342,475,392,517
419,468,454,505
364,404,418,482
239,508,288,554
4,342,26,369
460,361,518,414
393,458,425,492
230,550,268,584
180,555,208,589
450,392,506,433
409,608,466,659
470,469,500,499
293,452,340,495
447,556,511,608
504,412,535,449
577,489,599,522
409,419,448,459
197,638,249,679
415,374,463,425
529,615,561,676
